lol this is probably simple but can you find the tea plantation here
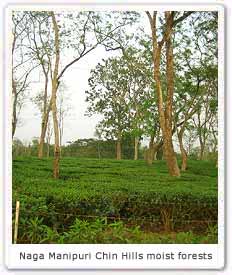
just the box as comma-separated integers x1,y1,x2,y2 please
12,157,218,244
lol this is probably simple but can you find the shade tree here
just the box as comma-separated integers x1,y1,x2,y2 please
86,45,155,160
14,10,139,178
86,57,131,160
146,11,195,177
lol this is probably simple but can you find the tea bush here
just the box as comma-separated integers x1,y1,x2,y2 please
12,157,218,243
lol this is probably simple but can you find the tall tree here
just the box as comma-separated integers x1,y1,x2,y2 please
124,47,154,160
146,11,193,176
86,47,152,160
86,57,131,160
26,12,53,158
49,11,60,178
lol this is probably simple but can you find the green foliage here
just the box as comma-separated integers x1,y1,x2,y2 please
16,218,217,244
26,217,47,244
63,136,140,159
85,46,156,141
13,136,143,159
13,157,217,244
204,224,218,243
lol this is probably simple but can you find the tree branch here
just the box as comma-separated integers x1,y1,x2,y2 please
57,21,130,81
172,11,194,27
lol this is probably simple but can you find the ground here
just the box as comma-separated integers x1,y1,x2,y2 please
12,157,218,244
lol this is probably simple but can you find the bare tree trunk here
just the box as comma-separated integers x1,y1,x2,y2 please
12,34,17,138
197,110,204,160
116,139,122,160
163,12,180,176
59,124,62,158
52,86,60,178
12,79,17,138
147,11,180,176
196,108,209,160
51,11,60,179
134,137,139,160
162,136,179,175
47,142,50,157
46,115,52,157
146,137,163,166
154,151,157,160
38,74,50,158
38,110,50,158
212,128,217,168
178,128,187,171
30,15,51,159
59,112,64,158
38,101,51,158
199,138,205,160
116,140,121,160
116,131,122,160
146,135,155,165
97,142,101,159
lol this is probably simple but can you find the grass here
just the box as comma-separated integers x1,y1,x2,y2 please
12,157,218,244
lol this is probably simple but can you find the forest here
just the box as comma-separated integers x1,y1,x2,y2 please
12,10,218,244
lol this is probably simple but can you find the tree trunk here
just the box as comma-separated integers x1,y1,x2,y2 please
146,137,163,166
60,134,62,158
59,115,63,158
146,147,154,166
163,12,180,176
52,83,60,178
97,142,101,159
145,134,155,165
47,142,50,157
148,11,180,176
38,73,50,158
163,134,180,176
38,101,51,158
154,151,157,160
178,128,188,171
51,11,60,179
147,145,159,165
134,137,139,160
12,79,17,138
46,117,52,158
197,109,206,160
199,138,205,160
116,139,122,160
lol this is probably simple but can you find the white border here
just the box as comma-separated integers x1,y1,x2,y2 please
4,3,225,270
